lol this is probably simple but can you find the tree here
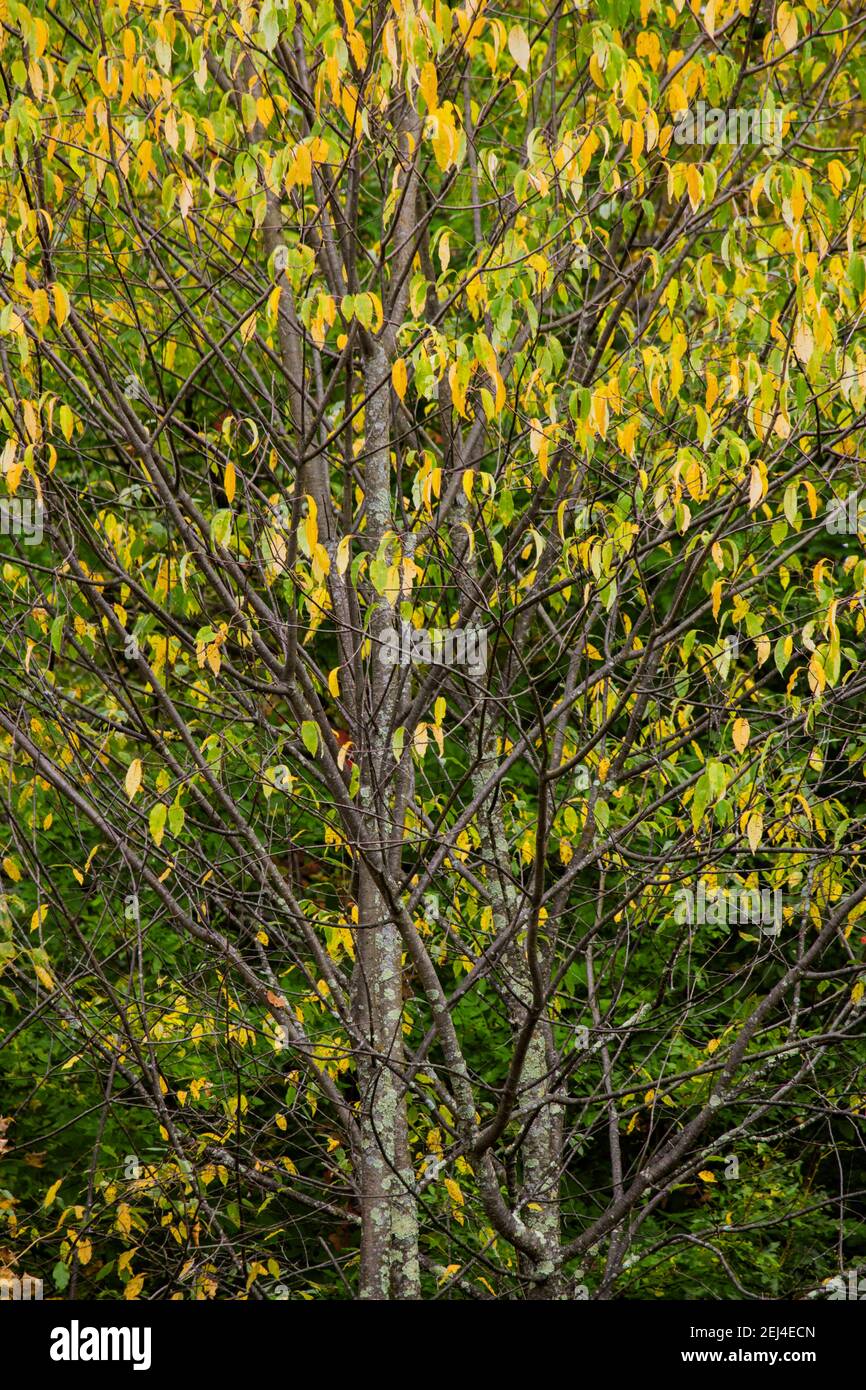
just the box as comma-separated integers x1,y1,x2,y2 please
1,0,866,1301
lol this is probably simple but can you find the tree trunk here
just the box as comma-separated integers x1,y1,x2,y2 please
354,343,420,1299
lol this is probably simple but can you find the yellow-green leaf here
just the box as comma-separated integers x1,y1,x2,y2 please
508,25,530,71
125,759,143,800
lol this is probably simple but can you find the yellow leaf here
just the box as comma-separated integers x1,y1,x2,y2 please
137,140,156,183
430,107,458,171
828,160,847,198
328,666,341,698
392,358,408,401
508,25,530,72
288,143,312,189
618,418,638,458
793,318,814,365
32,288,50,330
853,981,865,1005
33,16,49,56
698,1170,716,1183
628,118,644,164
732,717,750,753
304,496,318,552
579,129,599,175
686,164,702,213
747,811,763,852
591,391,609,439
240,314,257,345
808,648,826,695
383,19,397,65
444,1176,464,1206
43,1179,62,1207
336,535,352,575
224,460,236,505
341,84,359,127
684,456,703,500
124,1273,145,1299
30,904,48,932
125,759,143,800
3,856,21,882
776,2,798,51
419,61,438,112
667,80,687,114
52,283,70,328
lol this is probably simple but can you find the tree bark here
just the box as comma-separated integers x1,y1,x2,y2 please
355,342,420,1299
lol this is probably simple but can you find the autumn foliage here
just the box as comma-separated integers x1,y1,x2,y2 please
1,0,866,1301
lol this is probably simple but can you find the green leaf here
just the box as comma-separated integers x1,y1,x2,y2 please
706,759,727,798
349,762,360,798
210,510,233,548
149,801,167,846
691,773,710,832
369,557,390,596
774,635,791,676
258,0,283,51
783,482,799,526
